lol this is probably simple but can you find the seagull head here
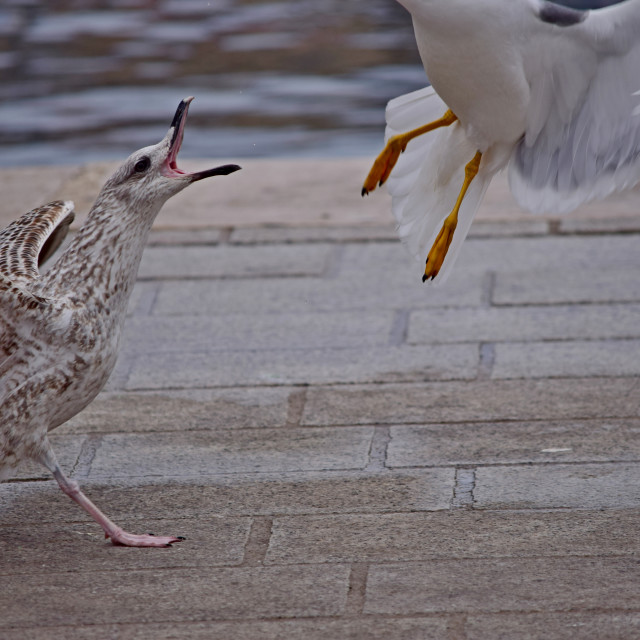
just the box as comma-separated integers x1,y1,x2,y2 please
101,96,241,211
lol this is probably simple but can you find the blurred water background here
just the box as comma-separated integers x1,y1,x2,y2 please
0,0,625,166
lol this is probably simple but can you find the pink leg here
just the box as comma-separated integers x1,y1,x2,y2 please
40,447,182,548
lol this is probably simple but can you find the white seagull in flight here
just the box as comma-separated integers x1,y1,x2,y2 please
362,0,640,282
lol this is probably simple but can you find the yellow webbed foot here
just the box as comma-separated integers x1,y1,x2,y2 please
423,218,457,282
361,134,409,196
422,150,482,283
362,110,458,196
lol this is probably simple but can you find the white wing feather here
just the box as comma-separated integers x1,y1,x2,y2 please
510,0,640,213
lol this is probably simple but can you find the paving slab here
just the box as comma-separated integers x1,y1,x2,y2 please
408,303,640,344
365,557,640,615
61,387,292,434
0,617,455,640
266,510,640,564
492,338,640,379
494,266,640,305
138,243,334,280
456,234,640,275
0,516,251,575
475,462,640,510
88,428,374,478
302,378,640,426
0,565,350,628
152,271,485,316
387,419,640,467
1,470,455,524
122,310,396,352
124,343,479,390
465,612,640,640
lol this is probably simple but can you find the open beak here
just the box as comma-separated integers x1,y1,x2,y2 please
162,96,241,182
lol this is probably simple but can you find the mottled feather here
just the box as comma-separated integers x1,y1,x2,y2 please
0,200,74,285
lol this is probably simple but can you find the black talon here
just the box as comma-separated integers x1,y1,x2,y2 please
422,274,428,283
361,188,368,197
177,536,186,540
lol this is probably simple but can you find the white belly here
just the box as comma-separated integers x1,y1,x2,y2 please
411,8,531,149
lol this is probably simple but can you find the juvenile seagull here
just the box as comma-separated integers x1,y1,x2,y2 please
0,97,240,547
363,0,640,282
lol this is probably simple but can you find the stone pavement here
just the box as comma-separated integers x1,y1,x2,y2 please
1,158,640,639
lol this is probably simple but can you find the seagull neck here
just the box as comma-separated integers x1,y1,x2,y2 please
46,191,161,309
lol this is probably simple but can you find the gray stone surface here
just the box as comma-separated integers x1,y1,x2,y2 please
0,565,350,627
475,463,640,510
387,419,640,467
493,339,640,379
1,470,455,524
302,378,640,426
408,303,640,344
2,159,640,637
152,269,485,317
457,234,640,275
138,243,334,280
494,267,640,305
62,387,292,434
365,557,640,614
0,618,455,640
122,310,396,352
0,517,251,574
89,428,374,477
466,612,640,640
266,510,640,564
125,343,479,390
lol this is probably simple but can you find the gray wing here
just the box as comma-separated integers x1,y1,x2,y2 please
0,200,75,286
509,0,640,213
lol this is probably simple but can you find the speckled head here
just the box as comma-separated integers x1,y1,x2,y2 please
100,97,242,210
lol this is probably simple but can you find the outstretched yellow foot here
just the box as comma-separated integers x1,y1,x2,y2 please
423,151,482,282
362,110,458,196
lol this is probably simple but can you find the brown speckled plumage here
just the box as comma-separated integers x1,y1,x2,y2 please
0,97,240,547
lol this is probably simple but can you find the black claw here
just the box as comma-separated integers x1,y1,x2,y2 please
431,275,436,281
177,536,186,540
422,274,428,283
148,532,155,536
361,187,368,197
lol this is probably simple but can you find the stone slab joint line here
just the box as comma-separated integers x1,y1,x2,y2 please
286,387,308,428
389,309,410,347
451,467,476,509
132,281,161,317
241,517,273,567
70,434,102,481
478,343,496,380
481,271,496,308
366,426,392,472
344,562,369,616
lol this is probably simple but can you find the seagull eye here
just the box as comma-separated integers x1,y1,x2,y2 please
134,157,151,173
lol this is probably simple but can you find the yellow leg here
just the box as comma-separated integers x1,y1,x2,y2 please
362,110,458,196
423,150,482,282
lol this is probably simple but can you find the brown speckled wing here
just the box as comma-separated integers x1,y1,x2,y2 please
0,201,75,286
